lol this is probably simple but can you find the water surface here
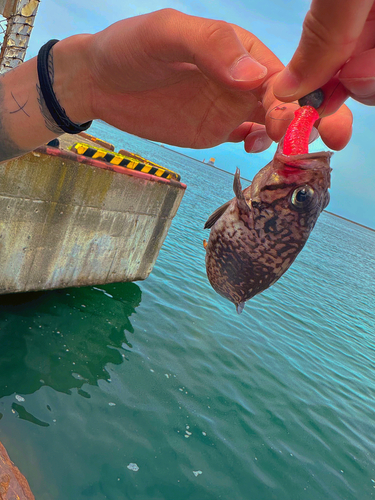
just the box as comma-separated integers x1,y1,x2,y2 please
0,122,374,499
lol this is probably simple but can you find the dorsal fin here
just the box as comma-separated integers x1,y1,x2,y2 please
204,201,231,229
233,168,251,214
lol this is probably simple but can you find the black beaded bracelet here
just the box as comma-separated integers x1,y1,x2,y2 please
37,39,92,134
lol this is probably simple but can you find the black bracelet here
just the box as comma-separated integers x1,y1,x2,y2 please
37,39,92,134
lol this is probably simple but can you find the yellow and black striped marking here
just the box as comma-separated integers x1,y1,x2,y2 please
70,143,181,181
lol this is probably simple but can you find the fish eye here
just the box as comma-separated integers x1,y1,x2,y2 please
290,185,315,211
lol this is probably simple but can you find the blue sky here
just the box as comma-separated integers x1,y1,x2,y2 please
27,0,375,228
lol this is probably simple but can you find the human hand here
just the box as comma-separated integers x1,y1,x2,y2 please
273,0,375,108
75,8,273,153
0,8,352,163
69,9,349,152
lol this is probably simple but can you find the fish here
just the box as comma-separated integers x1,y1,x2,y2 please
204,144,332,313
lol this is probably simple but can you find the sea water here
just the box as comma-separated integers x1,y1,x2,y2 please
0,122,374,500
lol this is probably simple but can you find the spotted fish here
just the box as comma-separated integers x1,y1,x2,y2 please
204,146,332,313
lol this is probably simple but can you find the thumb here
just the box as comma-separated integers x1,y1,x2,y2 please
186,21,269,89
142,9,269,90
273,0,374,101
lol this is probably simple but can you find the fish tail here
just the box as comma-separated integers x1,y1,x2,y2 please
235,302,245,314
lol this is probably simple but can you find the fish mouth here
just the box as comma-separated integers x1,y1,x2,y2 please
276,137,333,166
276,151,333,171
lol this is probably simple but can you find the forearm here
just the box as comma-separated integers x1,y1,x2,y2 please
0,34,94,162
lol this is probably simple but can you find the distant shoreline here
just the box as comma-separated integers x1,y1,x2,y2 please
324,211,375,232
158,143,253,181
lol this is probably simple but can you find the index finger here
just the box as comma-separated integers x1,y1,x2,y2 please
273,0,374,101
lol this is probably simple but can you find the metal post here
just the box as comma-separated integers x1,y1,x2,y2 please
0,0,40,74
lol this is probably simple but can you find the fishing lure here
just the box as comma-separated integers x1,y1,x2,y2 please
204,90,332,313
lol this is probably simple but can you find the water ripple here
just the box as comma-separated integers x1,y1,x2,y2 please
0,124,374,499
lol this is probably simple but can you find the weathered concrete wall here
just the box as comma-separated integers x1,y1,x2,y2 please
0,148,185,294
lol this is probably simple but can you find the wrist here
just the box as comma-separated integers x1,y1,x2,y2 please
51,34,96,125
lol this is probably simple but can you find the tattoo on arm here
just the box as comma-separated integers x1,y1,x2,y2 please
0,81,28,162
0,47,63,163
36,47,63,134
10,91,30,116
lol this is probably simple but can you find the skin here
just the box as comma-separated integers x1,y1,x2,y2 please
0,9,352,164
274,0,375,107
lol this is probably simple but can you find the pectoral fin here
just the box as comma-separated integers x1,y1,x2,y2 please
204,201,231,229
233,168,251,214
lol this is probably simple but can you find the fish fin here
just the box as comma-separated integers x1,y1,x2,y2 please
203,239,207,249
204,201,231,229
233,168,251,214
236,301,245,314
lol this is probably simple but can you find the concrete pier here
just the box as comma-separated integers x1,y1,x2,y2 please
0,136,186,294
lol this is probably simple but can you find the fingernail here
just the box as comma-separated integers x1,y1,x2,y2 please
340,76,375,97
274,67,301,98
246,131,272,153
230,55,267,82
251,137,269,153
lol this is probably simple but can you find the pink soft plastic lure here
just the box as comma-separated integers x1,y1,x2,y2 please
282,105,319,155
283,87,325,154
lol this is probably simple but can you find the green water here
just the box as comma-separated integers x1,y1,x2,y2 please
1,123,374,499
